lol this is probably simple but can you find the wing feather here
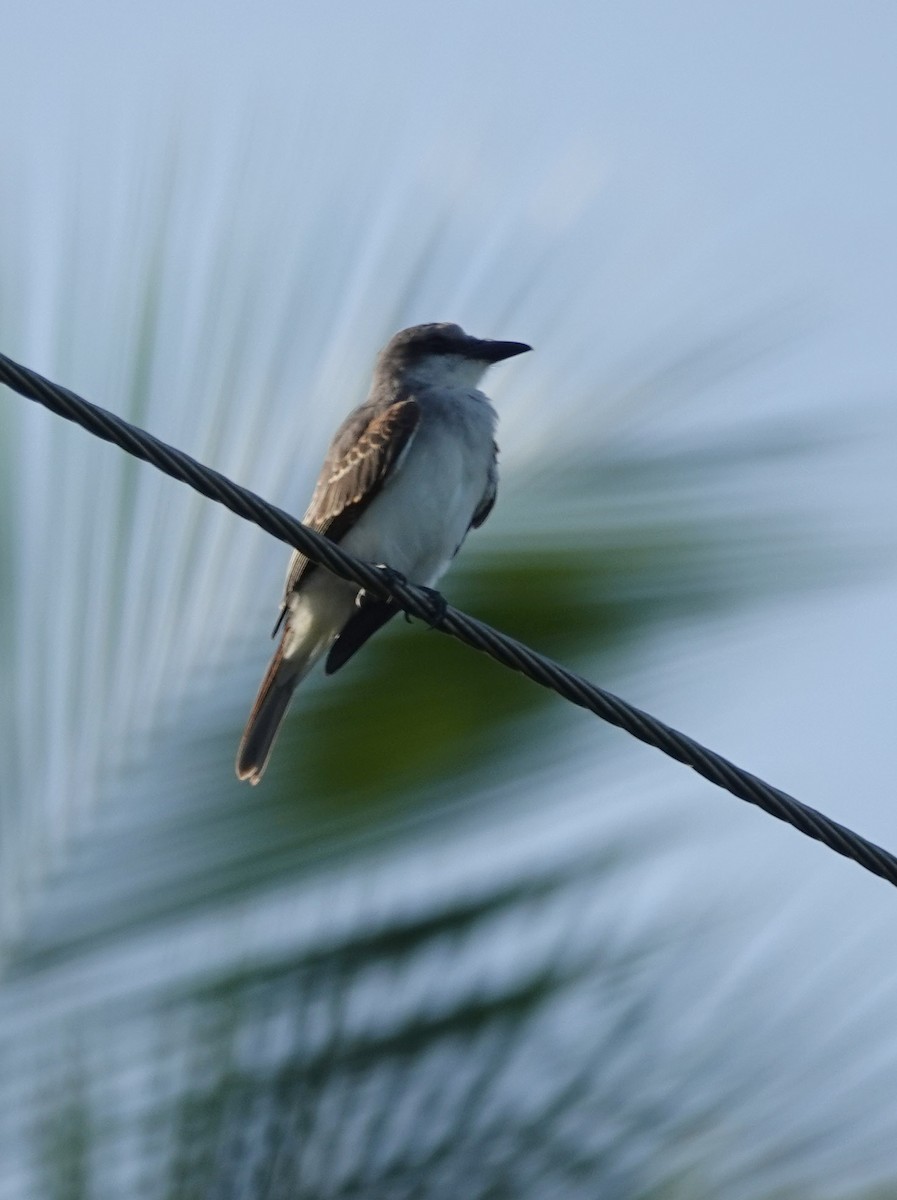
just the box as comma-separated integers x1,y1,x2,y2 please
469,439,499,530
278,396,421,611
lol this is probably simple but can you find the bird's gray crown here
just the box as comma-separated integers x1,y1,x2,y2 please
377,323,531,374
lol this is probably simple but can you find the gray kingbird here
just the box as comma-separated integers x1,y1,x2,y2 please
236,322,531,784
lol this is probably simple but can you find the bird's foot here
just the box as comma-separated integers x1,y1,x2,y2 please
415,586,448,628
379,566,419,624
358,568,445,627
356,565,412,620
375,564,408,590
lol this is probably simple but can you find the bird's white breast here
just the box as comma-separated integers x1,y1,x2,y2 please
339,389,496,587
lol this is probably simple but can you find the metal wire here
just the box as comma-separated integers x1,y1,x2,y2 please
2,348,896,889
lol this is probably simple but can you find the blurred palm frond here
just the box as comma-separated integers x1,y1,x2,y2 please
0,128,893,1200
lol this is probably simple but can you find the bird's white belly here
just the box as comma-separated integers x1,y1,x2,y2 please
340,421,491,587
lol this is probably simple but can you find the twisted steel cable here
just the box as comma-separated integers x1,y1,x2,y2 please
2,348,896,888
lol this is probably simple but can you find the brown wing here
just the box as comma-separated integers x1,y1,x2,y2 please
277,396,421,615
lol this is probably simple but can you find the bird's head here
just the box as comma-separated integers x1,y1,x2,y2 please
376,323,531,389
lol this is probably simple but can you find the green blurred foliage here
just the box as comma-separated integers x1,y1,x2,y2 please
283,542,651,809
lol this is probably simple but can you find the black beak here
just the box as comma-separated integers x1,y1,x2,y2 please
476,338,532,363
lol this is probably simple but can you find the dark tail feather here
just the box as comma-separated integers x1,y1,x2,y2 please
325,599,398,674
236,641,298,785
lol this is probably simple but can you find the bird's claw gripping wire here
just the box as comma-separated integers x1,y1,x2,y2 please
358,565,447,627
354,564,411,620
355,564,405,607
414,586,448,628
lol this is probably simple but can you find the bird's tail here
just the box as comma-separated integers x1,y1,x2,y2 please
236,638,315,785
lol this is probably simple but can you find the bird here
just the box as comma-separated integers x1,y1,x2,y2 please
235,322,531,785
